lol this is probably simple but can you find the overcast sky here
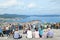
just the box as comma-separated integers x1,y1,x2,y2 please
0,0,60,15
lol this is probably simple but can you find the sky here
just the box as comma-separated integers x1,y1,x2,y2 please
0,0,60,15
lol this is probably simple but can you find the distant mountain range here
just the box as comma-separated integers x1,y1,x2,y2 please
0,14,29,18
0,14,60,18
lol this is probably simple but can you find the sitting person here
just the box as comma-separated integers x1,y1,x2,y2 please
46,28,54,38
0,27,4,37
33,28,39,38
39,26,44,38
27,28,32,38
13,29,22,39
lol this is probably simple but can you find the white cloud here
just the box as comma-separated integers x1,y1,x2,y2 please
0,0,24,8
0,0,60,15
0,0,17,8
27,3,36,8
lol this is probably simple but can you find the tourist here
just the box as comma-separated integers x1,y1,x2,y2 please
3,26,6,34
13,28,22,39
19,25,23,30
15,26,19,30
26,27,32,38
39,26,44,38
11,25,15,34
33,24,36,30
46,27,54,38
33,27,39,38
0,27,4,37
6,26,10,36
23,28,27,34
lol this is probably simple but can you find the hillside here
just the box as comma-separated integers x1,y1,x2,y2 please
0,14,60,18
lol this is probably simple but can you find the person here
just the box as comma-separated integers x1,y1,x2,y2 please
23,28,27,34
0,27,4,37
33,24,35,29
19,25,23,30
26,28,32,38
13,29,22,39
6,26,10,36
39,26,44,38
33,27,39,38
3,26,6,34
10,25,15,34
46,28,54,38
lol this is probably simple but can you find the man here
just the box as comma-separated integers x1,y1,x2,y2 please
6,26,10,36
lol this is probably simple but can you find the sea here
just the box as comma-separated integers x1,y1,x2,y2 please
2,16,60,23
19,16,60,23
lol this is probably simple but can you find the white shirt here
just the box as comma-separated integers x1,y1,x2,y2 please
27,30,32,38
33,25,35,29
14,31,20,38
34,31,39,38
6,27,9,30
14,31,19,33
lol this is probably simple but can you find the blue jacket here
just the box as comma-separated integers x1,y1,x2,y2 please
0,28,3,33
39,28,44,35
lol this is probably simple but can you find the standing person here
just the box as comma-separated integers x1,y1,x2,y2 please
33,24,35,30
9,24,16,35
39,26,44,38
6,26,10,36
15,26,19,31
19,25,23,30
11,25,15,34
27,27,33,38
3,26,6,34
46,27,54,38
0,27,4,37
13,28,22,39
33,27,39,38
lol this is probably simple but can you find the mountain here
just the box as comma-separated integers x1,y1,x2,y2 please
0,14,29,18
0,14,60,18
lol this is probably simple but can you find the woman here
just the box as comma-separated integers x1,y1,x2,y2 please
27,28,32,38
13,29,22,39
39,26,44,38
34,28,39,38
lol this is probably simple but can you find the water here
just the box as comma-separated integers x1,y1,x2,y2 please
4,16,60,23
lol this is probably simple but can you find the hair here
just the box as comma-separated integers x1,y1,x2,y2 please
47,25,49,29
28,27,31,30
9,24,11,25
16,28,18,31
35,27,38,31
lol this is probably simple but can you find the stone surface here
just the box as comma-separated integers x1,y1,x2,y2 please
0,29,60,40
